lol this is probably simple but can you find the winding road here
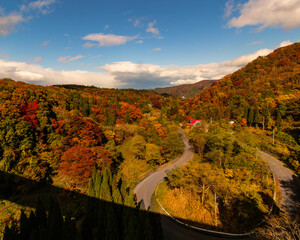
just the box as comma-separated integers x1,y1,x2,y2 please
134,130,252,240
259,151,300,218
134,129,194,209
134,130,300,239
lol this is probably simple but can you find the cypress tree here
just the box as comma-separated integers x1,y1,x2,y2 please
99,167,112,202
248,107,254,126
262,106,270,129
19,210,30,240
47,197,63,240
112,186,123,204
276,110,283,132
36,198,47,229
62,214,77,240
243,106,249,120
95,170,102,198
253,106,260,127
88,166,97,197
3,225,18,240
104,205,119,240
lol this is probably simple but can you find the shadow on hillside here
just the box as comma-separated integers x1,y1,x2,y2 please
0,171,263,240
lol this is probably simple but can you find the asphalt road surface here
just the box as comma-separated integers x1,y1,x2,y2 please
134,130,253,240
260,151,300,218
134,130,194,209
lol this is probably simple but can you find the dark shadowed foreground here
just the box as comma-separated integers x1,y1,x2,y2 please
0,170,255,240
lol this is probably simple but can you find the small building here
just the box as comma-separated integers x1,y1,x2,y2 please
187,120,201,126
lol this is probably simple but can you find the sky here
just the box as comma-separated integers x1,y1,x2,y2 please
0,0,299,89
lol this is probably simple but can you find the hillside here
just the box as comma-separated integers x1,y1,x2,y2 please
153,80,216,98
186,43,300,122
185,42,300,174
0,78,188,239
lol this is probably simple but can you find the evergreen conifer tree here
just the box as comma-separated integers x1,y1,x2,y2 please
276,110,283,131
248,107,254,126
19,210,30,240
253,106,260,127
47,197,63,240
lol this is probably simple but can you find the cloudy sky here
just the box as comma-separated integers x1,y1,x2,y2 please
0,0,299,89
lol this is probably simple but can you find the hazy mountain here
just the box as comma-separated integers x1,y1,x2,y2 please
153,80,217,98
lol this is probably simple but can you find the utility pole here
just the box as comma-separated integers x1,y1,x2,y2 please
214,192,218,227
262,116,265,131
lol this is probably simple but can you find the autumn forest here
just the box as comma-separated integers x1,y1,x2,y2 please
0,43,299,239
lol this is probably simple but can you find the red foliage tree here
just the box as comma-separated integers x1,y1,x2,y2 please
19,100,39,127
65,116,105,147
60,145,96,188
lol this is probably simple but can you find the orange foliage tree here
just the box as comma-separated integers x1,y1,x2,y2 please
60,145,96,188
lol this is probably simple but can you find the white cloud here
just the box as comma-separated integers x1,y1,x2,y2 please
34,57,42,63
83,42,97,48
224,0,235,18
100,43,288,88
278,40,293,48
0,40,292,89
57,55,84,63
0,0,57,36
226,48,273,67
136,40,143,44
82,33,137,47
151,48,161,52
15,71,44,81
0,13,25,36
0,59,119,88
227,0,300,30
146,20,160,35
21,0,56,15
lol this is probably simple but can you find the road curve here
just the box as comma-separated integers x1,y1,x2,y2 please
134,129,194,209
259,151,300,218
134,130,253,240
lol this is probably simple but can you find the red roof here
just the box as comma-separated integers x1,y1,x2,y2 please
188,120,201,126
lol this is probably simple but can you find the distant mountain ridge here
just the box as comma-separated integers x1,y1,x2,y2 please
153,80,217,98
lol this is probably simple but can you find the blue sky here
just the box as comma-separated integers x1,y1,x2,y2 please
0,0,299,89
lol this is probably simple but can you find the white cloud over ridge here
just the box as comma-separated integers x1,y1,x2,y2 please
0,59,118,88
100,46,277,88
227,0,300,30
82,33,137,47
0,41,292,89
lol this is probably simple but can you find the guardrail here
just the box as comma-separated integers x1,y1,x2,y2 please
154,180,270,238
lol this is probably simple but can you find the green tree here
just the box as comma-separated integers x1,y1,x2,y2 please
145,143,162,165
253,106,260,127
276,110,283,132
248,107,254,127
131,135,146,159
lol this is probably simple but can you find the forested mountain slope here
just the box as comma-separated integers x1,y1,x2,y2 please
185,43,300,123
153,80,216,98
184,42,300,174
